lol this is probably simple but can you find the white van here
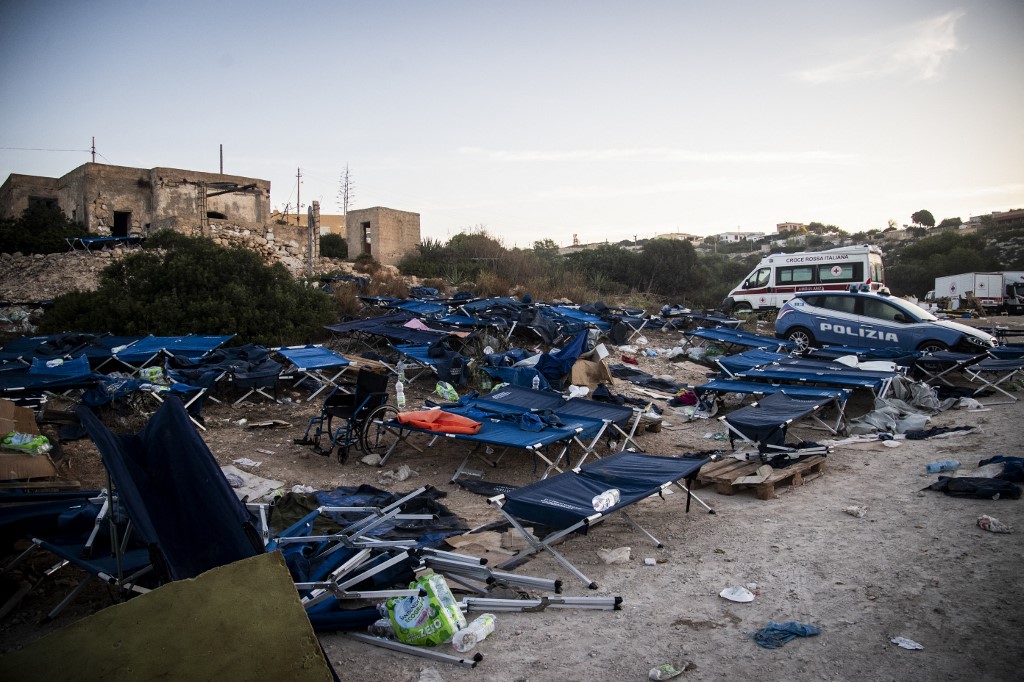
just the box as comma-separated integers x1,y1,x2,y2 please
721,245,885,314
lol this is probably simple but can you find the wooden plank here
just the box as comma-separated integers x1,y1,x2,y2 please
696,455,827,500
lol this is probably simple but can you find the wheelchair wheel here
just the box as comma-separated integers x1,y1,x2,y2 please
360,404,400,458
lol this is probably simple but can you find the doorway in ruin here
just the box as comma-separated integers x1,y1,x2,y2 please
361,221,372,255
113,211,132,237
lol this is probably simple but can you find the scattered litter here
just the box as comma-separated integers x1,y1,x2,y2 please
379,464,417,482
703,432,728,441
568,384,590,398
719,586,755,603
255,448,276,456
434,381,459,401
649,662,693,680
977,515,1012,533
232,457,261,467
247,420,292,429
644,557,657,566
747,621,820,649
890,636,924,650
361,453,383,466
234,418,248,426
220,465,283,502
843,506,867,518
881,440,901,448
597,546,631,564
291,484,315,494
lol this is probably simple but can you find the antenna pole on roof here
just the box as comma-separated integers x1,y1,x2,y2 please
296,167,302,225
220,144,223,174
91,137,95,163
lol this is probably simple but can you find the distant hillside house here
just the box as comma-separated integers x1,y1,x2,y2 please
654,232,704,244
0,162,270,236
776,222,805,234
716,231,765,242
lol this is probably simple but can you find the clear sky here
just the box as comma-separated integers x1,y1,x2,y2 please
2,1,1022,247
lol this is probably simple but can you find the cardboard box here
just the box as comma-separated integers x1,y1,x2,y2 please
0,400,59,481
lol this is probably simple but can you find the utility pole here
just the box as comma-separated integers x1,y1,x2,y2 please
296,167,302,225
219,144,223,174
91,137,95,163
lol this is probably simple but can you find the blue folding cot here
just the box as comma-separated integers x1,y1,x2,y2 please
684,326,797,354
720,391,842,458
275,344,351,400
109,334,234,373
489,451,711,587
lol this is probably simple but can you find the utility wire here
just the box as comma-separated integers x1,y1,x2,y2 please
0,146,91,152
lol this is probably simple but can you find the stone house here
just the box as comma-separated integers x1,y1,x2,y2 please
344,206,421,266
2,162,422,273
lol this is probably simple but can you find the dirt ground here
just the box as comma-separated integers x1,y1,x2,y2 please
3,322,1024,682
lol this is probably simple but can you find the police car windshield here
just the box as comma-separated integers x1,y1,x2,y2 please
892,297,938,321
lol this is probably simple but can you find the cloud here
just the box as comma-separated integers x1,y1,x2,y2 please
459,146,858,164
799,10,965,84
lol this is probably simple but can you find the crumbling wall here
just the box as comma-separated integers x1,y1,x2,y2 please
209,221,316,274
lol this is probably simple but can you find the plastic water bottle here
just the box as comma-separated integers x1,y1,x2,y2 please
451,613,496,652
925,459,961,474
395,380,406,410
397,360,407,383
531,375,541,390
592,488,621,512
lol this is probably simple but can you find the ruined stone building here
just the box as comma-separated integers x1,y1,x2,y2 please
345,206,421,267
0,162,422,272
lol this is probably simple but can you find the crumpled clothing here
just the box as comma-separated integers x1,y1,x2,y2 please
747,621,821,649
397,410,482,435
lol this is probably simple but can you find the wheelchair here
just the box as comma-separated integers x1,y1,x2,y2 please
295,368,390,462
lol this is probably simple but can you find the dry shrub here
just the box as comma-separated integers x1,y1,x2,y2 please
330,283,363,318
364,269,409,298
473,271,515,298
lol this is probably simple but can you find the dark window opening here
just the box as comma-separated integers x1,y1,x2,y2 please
28,196,59,210
113,211,131,237
207,211,227,220
361,221,372,255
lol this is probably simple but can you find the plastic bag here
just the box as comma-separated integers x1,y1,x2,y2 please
1,432,52,455
385,573,467,647
434,381,459,402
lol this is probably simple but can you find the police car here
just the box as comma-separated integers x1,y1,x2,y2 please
775,289,998,353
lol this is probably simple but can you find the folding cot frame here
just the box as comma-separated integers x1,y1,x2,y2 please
912,350,989,387
487,451,712,588
274,344,352,400
372,408,589,482
1,488,156,622
96,334,234,375
719,390,843,460
684,326,796,354
695,377,852,413
736,365,894,398
965,357,1024,404
65,235,145,254
474,384,646,458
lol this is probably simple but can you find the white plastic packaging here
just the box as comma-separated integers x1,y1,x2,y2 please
592,488,621,512
531,375,541,390
451,613,496,652
395,380,406,410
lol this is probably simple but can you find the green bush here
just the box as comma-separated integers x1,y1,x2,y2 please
0,204,88,254
320,233,348,258
39,232,338,346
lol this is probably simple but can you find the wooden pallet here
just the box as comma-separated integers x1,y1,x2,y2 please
695,455,826,500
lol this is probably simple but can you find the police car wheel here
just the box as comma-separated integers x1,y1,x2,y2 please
917,340,948,354
786,327,815,349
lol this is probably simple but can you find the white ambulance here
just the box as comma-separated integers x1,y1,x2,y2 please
721,245,885,314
